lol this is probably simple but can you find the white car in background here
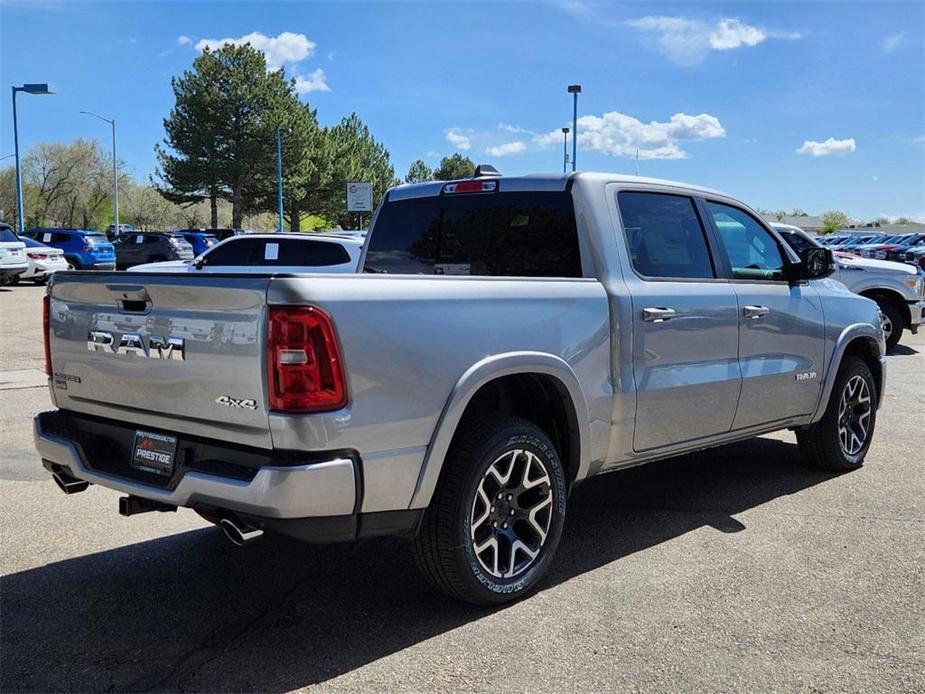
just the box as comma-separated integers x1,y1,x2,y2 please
0,222,29,285
15,234,68,284
774,223,925,350
128,233,363,274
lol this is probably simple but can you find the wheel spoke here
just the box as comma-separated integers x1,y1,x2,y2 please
527,494,552,543
505,540,538,578
473,536,499,576
471,486,491,531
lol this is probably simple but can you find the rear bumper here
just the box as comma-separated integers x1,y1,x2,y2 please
33,410,356,519
0,265,27,277
89,261,116,269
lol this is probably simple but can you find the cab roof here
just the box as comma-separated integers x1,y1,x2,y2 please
388,171,731,202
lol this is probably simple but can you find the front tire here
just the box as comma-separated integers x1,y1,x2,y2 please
876,300,903,351
797,356,877,471
413,417,567,605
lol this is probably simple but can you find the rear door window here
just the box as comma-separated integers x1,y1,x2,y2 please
617,191,715,279
204,238,351,267
365,190,582,277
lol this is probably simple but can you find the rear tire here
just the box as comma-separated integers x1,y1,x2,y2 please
413,416,567,605
876,300,903,351
797,356,877,471
8,275,19,285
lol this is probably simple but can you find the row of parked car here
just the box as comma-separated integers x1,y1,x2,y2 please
0,222,366,285
817,231,925,268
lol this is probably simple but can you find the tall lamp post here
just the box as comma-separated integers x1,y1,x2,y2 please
80,111,118,235
567,84,581,172
12,83,54,231
561,127,569,174
275,127,284,233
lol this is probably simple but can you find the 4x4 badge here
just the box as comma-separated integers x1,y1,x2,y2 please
215,395,258,410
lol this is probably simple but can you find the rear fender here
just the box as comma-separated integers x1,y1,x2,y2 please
407,351,591,509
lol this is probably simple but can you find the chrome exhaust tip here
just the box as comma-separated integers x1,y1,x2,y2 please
52,470,90,495
219,517,263,546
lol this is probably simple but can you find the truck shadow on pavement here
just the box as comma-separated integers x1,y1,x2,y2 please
1,436,840,692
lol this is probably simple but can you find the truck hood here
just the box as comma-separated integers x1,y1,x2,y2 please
836,255,919,276
129,260,192,273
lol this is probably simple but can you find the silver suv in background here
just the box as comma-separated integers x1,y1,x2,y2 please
774,224,925,350
36,172,885,605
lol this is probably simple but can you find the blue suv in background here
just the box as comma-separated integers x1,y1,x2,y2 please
175,230,220,257
22,228,116,270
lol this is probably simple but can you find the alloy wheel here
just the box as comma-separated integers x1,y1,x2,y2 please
838,375,872,456
470,449,553,579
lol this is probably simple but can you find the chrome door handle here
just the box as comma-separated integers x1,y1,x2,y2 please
743,305,770,319
643,307,677,322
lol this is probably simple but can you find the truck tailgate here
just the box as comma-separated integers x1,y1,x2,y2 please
48,272,272,449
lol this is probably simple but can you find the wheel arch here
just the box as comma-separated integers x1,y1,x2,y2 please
810,324,885,423
858,287,911,328
407,352,591,510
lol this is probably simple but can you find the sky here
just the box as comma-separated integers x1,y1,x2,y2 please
1,0,923,221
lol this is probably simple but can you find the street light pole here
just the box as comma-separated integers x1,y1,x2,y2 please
11,83,54,231
567,84,581,173
276,127,284,233
80,111,119,235
561,127,569,174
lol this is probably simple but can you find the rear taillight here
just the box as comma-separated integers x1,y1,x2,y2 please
27,252,46,260
267,306,347,413
43,295,52,376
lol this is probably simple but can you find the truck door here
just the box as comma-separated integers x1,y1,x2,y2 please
617,191,742,451
703,201,826,429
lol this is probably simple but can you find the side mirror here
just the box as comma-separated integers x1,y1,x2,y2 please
794,247,835,280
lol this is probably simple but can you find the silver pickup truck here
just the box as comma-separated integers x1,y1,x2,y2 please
35,172,886,605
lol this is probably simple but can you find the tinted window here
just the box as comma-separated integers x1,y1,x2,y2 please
204,238,351,267
0,227,18,243
778,230,818,254
617,192,715,279
709,202,786,280
365,191,582,277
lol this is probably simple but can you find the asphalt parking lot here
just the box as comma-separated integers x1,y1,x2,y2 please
1,282,923,693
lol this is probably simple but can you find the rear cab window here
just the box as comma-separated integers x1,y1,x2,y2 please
364,189,582,277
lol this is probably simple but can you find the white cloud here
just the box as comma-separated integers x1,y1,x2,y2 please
535,110,725,160
625,16,801,65
486,141,527,157
446,129,472,150
497,122,534,135
881,32,906,53
796,137,856,157
177,35,192,46
293,68,330,94
196,31,316,70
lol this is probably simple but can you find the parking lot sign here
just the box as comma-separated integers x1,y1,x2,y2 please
346,181,373,213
